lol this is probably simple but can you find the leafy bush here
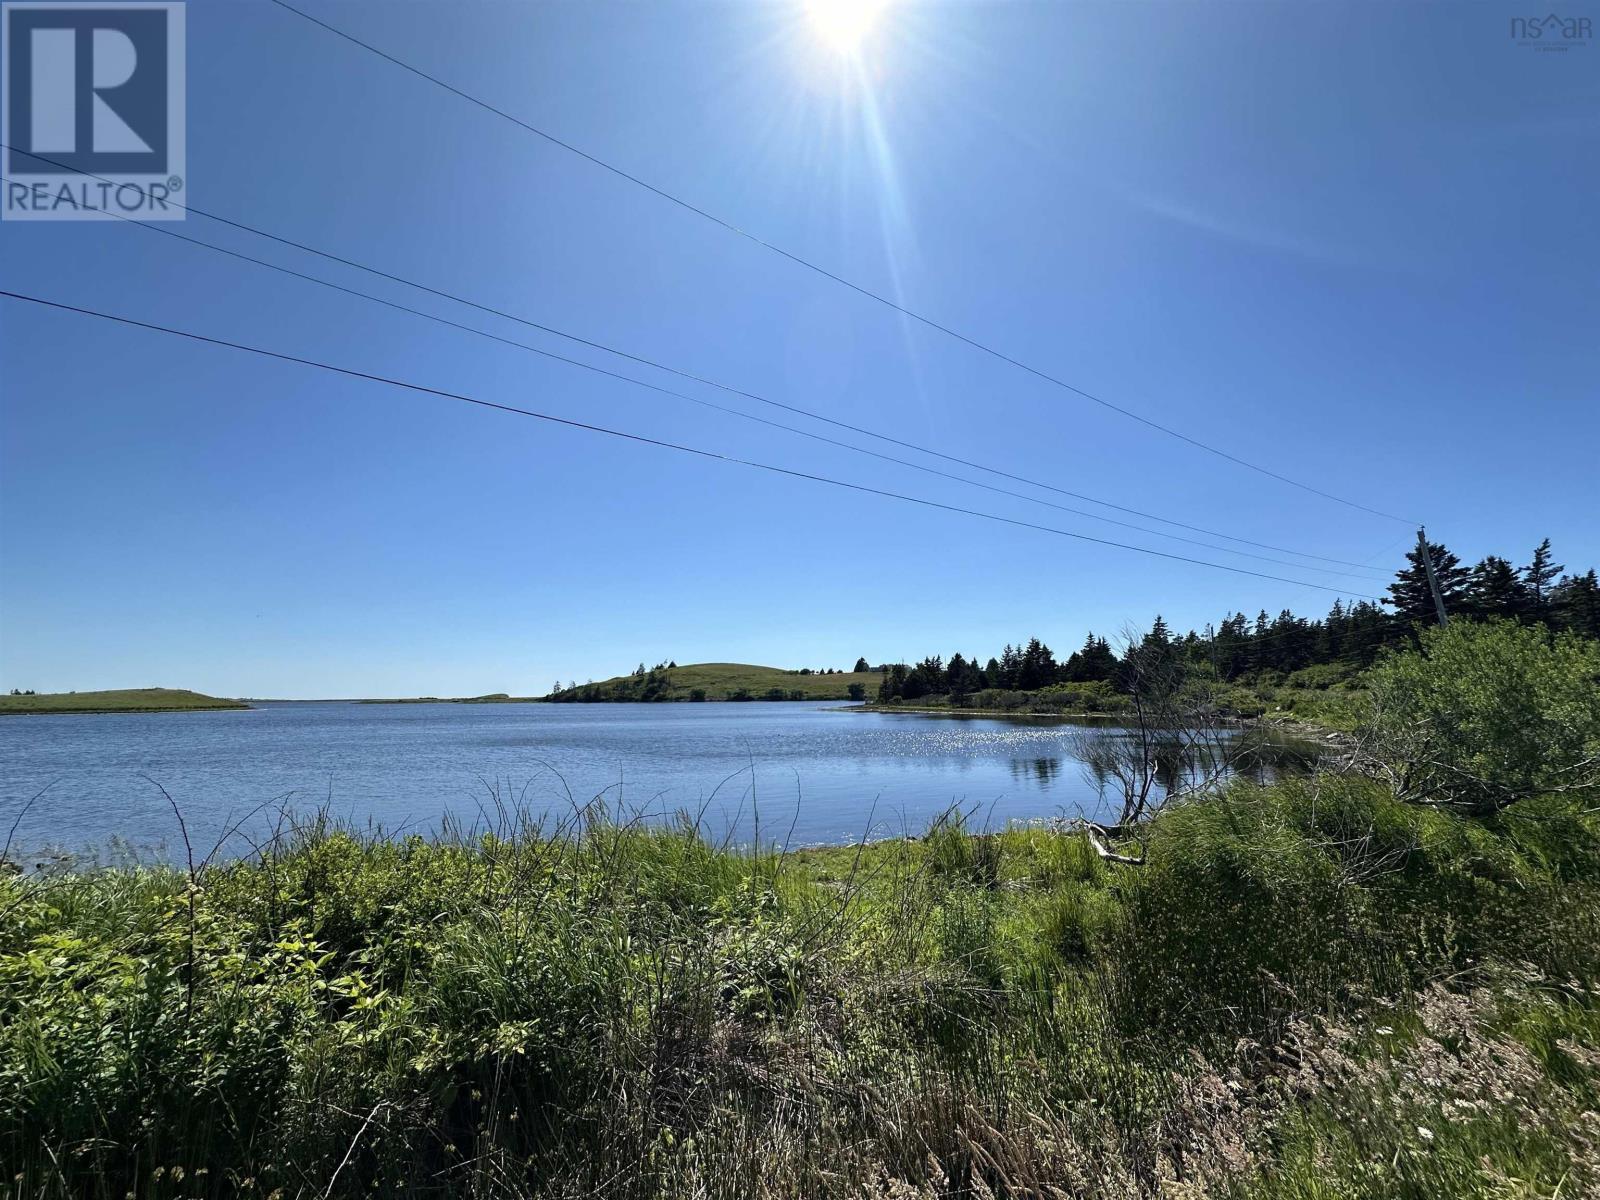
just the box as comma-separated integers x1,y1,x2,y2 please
1284,661,1361,690
1368,621,1600,814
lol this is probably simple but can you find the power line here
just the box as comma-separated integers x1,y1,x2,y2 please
267,0,1420,528
70,197,1388,582
0,144,1392,576
0,287,1385,602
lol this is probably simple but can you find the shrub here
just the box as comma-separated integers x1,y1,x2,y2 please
1368,621,1600,815
1113,782,1367,1041
1284,661,1361,690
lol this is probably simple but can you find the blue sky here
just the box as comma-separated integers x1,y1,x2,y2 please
2,0,1596,698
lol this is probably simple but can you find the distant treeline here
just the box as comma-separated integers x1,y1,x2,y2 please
876,537,1600,706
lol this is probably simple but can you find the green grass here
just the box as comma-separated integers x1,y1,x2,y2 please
0,687,248,715
4,778,1599,1198
551,662,878,702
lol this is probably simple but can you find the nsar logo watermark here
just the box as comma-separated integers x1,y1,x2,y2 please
2,1,185,221
1510,11,1593,50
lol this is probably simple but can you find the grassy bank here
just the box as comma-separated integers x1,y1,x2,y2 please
0,688,248,715
862,676,1370,731
4,778,1599,1198
550,662,877,703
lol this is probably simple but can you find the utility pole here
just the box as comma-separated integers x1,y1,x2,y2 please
1416,527,1450,627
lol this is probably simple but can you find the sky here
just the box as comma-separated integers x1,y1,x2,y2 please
1,0,1596,698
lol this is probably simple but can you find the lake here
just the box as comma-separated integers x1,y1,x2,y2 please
2,700,1164,861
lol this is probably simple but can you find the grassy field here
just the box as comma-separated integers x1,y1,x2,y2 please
552,662,878,702
4,778,1598,1197
0,687,248,715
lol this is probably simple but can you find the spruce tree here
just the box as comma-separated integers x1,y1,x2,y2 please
998,644,1023,690
1524,538,1564,616
1018,638,1057,689
1386,540,1469,627
1553,570,1600,639
1214,613,1250,679
1466,556,1528,620
1320,599,1347,661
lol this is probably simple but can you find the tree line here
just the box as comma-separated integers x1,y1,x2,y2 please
875,536,1600,703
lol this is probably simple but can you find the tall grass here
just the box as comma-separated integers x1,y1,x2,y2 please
3,778,1599,1197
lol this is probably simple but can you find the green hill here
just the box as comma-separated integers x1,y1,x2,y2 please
0,688,249,715
549,663,876,703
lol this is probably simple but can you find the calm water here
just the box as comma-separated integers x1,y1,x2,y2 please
2,701,1143,860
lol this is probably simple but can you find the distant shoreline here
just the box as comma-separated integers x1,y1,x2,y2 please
0,688,251,716
851,704,1121,720
355,694,540,705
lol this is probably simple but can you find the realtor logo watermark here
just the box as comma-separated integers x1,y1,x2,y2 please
1511,12,1593,49
2,1,185,220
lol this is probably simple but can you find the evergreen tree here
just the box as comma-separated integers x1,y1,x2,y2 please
901,656,943,700
1064,633,1118,683
1017,638,1058,689
1088,636,1118,681
1319,600,1347,662
997,644,1022,690
877,663,907,703
1267,609,1315,672
1466,556,1528,621
1213,613,1250,679
1524,538,1564,617
1553,570,1600,639
1386,540,1469,627
853,657,870,673
1343,601,1395,665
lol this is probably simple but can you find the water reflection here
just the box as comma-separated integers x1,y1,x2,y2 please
1008,757,1063,788
1076,725,1319,811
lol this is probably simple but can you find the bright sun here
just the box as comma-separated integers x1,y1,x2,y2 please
806,0,890,55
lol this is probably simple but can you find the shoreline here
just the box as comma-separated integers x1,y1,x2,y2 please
849,703,1122,720
0,701,251,716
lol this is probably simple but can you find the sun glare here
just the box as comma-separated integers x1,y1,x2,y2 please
806,0,890,55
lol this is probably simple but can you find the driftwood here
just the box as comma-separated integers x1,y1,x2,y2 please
1082,823,1145,867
